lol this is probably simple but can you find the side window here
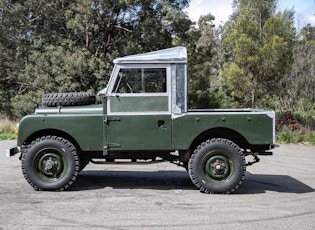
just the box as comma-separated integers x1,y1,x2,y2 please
113,68,166,93
113,69,141,93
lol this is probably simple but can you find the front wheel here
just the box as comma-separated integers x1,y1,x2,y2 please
21,136,80,191
188,138,246,194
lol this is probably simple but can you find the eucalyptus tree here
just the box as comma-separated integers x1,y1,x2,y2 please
222,0,295,108
278,24,315,122
174,13,227,109
0,0,192,117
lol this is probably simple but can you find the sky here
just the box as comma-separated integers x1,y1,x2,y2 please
186,0,315,29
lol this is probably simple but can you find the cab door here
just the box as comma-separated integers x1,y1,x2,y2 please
105,64,172,151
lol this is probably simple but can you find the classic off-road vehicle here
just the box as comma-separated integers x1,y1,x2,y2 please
6,47,277,194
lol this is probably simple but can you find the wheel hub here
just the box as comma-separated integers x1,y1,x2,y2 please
43,158,58,172
212,159,226,174
205,154,231,180
37,152,64,177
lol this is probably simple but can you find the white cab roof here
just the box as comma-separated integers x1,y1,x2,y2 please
113,46,187,64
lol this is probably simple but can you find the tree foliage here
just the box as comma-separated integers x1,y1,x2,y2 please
222,0,295,108
0,0,191,117
174,13,228,109
277,27,315,129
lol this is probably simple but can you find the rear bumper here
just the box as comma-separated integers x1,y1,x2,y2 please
5,146,20,157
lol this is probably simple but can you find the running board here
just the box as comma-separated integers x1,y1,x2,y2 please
91,159,167,165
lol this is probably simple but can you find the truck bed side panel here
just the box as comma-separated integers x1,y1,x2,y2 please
172,112,274,149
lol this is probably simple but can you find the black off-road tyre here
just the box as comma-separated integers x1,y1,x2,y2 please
21,136,80,191
188,138,246,194
42,92,96,107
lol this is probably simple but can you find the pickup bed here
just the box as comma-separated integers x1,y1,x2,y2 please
6,47,277,194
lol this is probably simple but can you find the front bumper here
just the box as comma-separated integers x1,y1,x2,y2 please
5,146,20,157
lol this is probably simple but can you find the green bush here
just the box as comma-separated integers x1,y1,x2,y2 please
11,91,44,119
276,109,315,144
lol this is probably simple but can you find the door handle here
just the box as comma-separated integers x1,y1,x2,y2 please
157,120,166,129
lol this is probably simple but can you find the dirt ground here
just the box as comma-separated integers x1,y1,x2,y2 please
0,140,315,229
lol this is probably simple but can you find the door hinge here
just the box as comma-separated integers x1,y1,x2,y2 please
104,116,120,124
103,143,121,156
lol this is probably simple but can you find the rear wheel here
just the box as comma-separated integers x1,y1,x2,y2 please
21,136,80,191
188,138,246,194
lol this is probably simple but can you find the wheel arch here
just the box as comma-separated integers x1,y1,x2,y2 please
189,127,249,151
21,129,83,154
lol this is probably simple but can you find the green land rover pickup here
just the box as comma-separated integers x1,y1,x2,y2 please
6,47,277,194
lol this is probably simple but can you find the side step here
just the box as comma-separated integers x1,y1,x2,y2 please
91,159,167,165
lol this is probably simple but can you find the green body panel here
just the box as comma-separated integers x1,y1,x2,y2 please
17,105,274,152
110,96,168,112
18,107,274,152
172,112,274,149
17,105,104,151
106,114,171,150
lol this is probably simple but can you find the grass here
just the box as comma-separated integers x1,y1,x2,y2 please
277,129,315,144
276,111,315,144
0,117,17,140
